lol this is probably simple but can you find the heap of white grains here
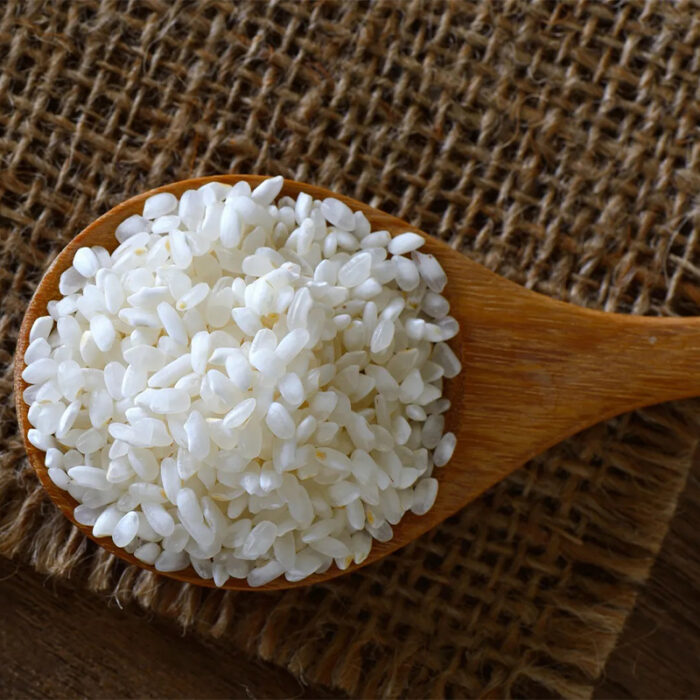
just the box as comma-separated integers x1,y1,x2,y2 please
22,177,461,587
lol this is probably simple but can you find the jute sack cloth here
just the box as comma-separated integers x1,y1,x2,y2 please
0,1,698,697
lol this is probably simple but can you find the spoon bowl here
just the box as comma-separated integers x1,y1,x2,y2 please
15,175,700,590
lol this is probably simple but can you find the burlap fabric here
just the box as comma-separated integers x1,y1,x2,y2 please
1,1,699,697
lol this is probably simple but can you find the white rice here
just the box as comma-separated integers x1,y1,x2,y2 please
22,177,462,587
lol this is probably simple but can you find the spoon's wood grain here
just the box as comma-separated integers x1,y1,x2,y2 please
14,175,700,591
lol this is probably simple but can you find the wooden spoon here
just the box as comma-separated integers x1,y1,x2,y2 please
14,175,700,591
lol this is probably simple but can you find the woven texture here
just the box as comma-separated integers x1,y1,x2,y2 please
1,1,699,697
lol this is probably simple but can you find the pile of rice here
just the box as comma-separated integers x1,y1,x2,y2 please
22,177,461,586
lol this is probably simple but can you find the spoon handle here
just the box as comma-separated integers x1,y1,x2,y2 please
451,263,700,480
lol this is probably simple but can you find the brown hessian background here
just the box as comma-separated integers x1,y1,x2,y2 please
0,1,699,697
